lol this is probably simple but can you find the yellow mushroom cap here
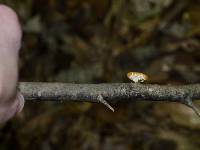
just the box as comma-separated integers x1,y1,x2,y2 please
127,72,148,83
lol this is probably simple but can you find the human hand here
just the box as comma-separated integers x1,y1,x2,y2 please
0,4,24,123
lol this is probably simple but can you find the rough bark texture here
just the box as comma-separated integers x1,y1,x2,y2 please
19,82,200,103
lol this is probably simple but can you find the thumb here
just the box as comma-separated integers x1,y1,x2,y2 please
0,91,24,123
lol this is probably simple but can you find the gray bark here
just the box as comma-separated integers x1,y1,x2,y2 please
18,82,200,115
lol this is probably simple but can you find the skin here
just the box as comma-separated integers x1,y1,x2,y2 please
0,5,24,123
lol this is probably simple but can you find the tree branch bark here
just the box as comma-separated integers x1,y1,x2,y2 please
18,82,200,114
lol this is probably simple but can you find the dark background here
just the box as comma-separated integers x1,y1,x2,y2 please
0,0,200,149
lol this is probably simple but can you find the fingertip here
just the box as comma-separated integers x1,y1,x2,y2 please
16,92,25,113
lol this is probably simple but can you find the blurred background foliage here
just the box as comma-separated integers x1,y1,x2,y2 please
0,0,200,149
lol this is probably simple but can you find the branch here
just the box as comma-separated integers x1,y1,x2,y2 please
18,82,200,115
